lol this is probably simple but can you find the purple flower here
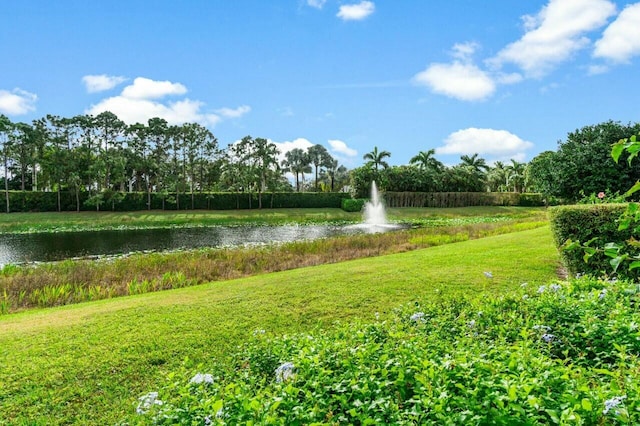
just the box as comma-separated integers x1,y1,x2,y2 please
189,373,214,385
136,391,163,415
275,362,295,383
410,312,425,322
541,333,556,343
603,395,626,415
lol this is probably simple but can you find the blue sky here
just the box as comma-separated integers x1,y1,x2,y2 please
1,0,640,168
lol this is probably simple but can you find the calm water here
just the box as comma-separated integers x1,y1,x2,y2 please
0,224,403,266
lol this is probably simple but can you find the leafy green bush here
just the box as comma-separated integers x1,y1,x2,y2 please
341,198,365,212
133,277,640,425
549,204,639,279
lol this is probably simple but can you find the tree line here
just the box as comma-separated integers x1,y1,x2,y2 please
0,112,350,212
4,110,630,212
351,146,528,198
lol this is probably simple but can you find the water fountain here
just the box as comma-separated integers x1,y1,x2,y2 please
363,181,388,226
352,181,403,233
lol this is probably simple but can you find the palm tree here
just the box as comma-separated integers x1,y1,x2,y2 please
409,149,443,172
363,146,391,171
252,137,280,208
460,153,489,173
458,153,489,192
282,148,311,191
307,144,331,191
487,161,508,192
505,159,526,193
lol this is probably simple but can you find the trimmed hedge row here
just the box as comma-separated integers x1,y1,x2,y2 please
548,203,638,280
0,191,352,213
383,192,544,208
344,192,544,211
0,190,544,213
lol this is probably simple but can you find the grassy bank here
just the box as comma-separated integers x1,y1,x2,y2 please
0,208,548,313
0,226,559,424
146,277,640,424
0,206,545,234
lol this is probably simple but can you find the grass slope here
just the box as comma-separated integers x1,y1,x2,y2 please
0,226,559,425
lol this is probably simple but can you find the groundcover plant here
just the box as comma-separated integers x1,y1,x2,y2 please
133,276,639,425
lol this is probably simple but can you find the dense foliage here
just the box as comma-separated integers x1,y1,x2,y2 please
527,121,640,202
349,158,527,199
134,276,640,425
549,204,638,280
0,113,352,212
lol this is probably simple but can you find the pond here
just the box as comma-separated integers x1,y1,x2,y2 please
0,223,405,266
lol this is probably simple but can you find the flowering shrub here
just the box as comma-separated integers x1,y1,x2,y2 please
577,190,627,204
560,134,640,281
132,276,640,425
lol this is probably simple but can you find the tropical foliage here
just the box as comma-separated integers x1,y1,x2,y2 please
527,121,640,202
350,153,529,198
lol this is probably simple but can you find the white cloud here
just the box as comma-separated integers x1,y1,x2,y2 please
85,76,247,127
82,74,127,93
490,0,616,77
86,96,221,126
215,105,251,119
413,61,496,101
272,137,314,159
495,72,524,85
328,139,358,157
594,3,640,63
121,77,187,100
271,138,315,178
337,1,375,21
0,88,37,115
307,0,326,9
451,42,480,60
436,128,533,159
588,64,610,74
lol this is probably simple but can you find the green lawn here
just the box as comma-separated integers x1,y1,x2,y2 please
0,226,559,425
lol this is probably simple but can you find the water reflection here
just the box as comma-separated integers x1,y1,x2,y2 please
0,224,404,266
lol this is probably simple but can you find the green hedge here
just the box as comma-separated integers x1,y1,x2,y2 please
0,190,544,212
548,203,638,280
341,198,366,212
0,191,352,212
518,193,545,206
383,192,545,208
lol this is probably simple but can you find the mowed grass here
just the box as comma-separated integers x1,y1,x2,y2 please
0,226,559,425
